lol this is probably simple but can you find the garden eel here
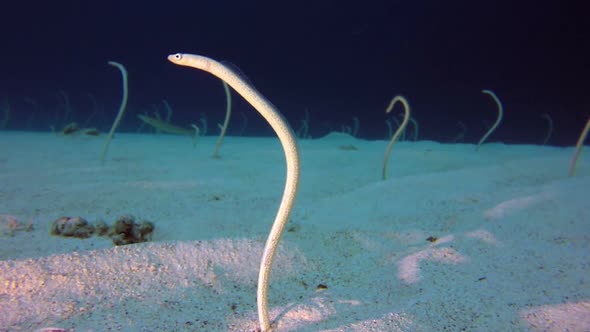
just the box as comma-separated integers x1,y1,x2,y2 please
382,95,410,180
477,89,503,151
168,53,300,332
568,116,590,176
101,61,129,163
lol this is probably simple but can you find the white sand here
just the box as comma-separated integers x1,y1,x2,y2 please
0,131,588,331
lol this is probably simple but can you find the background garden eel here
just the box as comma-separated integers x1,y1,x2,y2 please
382,95,410,180
168,53,300,332
213,81,232,158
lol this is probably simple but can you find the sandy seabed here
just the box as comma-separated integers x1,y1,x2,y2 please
0,131,589,331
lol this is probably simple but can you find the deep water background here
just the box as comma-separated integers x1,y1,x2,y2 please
0,0,588,145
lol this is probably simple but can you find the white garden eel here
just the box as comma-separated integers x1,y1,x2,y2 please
168,53,300,332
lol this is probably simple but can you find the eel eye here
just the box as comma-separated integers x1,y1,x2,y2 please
174,53,182,60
